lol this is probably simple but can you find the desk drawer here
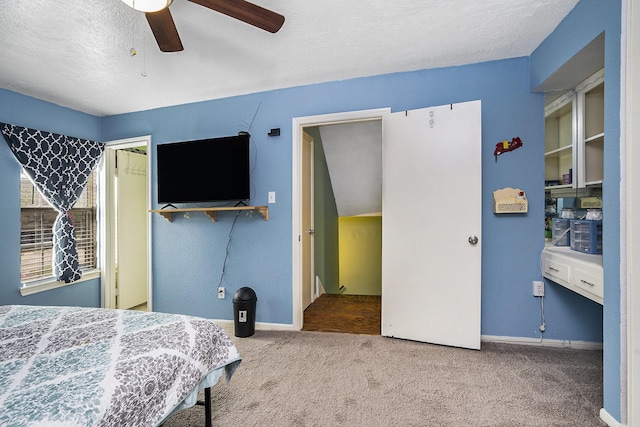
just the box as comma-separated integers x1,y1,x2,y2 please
573,267,604,301
543,258,569,284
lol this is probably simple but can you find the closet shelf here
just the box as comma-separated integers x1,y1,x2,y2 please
150,206,269,222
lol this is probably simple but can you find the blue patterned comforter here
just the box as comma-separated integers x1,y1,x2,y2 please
0,305,241,426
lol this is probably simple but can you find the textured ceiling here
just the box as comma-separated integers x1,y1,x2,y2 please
0,0,578,116
320,121,382,217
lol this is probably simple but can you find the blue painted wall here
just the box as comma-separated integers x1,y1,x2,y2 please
0,0,620,419
100,55,603,343
531,0,622,422
0,0,619,417
0,89,102,307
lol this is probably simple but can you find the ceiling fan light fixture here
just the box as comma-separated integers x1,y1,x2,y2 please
122,0,172,13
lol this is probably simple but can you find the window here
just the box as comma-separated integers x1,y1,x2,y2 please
20,171,98,283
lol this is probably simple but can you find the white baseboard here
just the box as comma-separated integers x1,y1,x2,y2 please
481,335,603,350
315,276,326,299
214,319,297,335
216,326,604,350
255,321,297,331
599,408,622,427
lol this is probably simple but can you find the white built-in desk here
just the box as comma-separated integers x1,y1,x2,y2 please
541,246,603,305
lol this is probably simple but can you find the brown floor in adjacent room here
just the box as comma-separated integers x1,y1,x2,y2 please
302,293,381,335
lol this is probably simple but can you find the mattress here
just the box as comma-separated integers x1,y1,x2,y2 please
0,305,241,426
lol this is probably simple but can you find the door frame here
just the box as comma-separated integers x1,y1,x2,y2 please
301,131,315,310
99,135,153,310
291,108,390,329
624,0,638,422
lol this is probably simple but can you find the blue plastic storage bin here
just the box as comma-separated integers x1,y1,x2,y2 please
570,220,602,254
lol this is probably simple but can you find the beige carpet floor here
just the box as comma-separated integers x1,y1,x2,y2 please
163,330,605,427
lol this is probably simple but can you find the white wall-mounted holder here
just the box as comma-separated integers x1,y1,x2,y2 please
493,187,528,213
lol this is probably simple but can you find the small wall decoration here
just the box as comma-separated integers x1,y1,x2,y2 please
494,137,522,161
493,187,528,213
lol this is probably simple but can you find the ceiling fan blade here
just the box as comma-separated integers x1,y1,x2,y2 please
189,0,285,33
145,8,184,52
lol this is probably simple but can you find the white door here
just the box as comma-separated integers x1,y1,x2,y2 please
381,101,482,350
301,131,315,310
116,150,148,309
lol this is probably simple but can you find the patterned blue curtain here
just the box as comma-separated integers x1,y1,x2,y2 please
1,123,104,283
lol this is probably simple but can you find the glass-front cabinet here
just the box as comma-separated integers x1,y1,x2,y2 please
581,79,604,186
544,68,604,193
545,96,574,189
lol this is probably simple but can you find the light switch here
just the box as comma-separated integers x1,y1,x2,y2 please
268,191,276,203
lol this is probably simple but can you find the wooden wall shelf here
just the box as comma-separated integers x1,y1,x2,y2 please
150,206,269,222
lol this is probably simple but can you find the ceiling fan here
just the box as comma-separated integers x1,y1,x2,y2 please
121,0,285,52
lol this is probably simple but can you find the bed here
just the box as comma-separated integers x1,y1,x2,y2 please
0,305,241,426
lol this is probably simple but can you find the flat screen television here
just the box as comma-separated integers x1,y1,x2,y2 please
157,134,250,204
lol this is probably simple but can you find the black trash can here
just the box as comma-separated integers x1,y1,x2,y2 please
233,287,257,337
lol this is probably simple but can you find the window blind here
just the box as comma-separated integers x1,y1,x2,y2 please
20,172,97,283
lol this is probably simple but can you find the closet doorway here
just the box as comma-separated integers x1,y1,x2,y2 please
100,136,152,311
302,122,383,333
292,109,390,330
294,103,482,350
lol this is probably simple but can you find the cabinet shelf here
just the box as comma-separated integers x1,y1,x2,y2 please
150,206,269,222
585,132,604,144
545,145,573,157
545,183,573,191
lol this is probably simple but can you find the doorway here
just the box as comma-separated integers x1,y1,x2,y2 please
100,136,152,311
293,103,482,350
292,109,391,330
302,122,384,332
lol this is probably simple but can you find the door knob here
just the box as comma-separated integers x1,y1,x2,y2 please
468,235,478,245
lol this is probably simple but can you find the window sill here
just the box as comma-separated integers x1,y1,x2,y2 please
19,269,101,296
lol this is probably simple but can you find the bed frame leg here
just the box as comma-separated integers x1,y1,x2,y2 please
204,387,212,427
196,388,213,427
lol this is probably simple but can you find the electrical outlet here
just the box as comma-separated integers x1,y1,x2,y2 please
217,287,225,299
533,281,544,297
